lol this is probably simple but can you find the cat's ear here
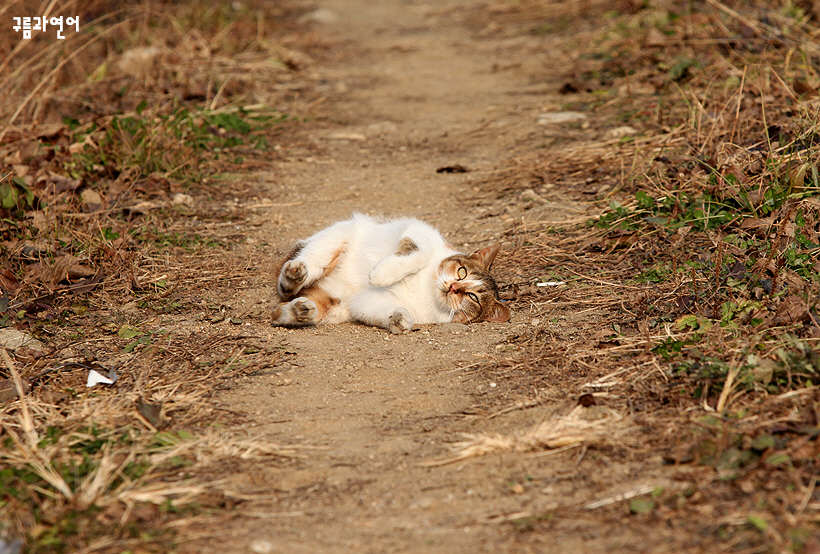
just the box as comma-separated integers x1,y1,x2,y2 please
484,300,511,322
469,244,501,270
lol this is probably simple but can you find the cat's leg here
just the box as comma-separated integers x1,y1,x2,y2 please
278,221,354,299
278,259,309,299
350,289,413,334
272,286,342,326
271,297,318,327
369,237,428,287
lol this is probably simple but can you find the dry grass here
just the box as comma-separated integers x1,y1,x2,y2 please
0,243,300,551
0,1,319,551
0,0,310,126
467,0,820,550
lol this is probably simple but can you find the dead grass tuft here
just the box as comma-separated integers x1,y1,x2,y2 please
422,403,630,466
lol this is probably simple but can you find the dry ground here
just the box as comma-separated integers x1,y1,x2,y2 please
2,0,820,553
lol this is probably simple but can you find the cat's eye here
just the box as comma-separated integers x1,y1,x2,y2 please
467,292,479,303
457,267,467,279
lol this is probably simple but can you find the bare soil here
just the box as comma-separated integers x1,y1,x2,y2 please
183,1,662,552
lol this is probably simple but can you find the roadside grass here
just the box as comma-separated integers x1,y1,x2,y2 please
473,0,820,550
0,0,313,551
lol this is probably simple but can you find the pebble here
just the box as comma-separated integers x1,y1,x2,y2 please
172,192,195,207
441,322,469,333
0,328,45,351
520,189,546,204
604,126,638,140
80,189,103,211
537,112,588,125
327,132,367,141
249,539,275,553
116,46,163,76
299,8,339,24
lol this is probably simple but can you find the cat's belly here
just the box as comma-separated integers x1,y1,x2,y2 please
407,304,453,325
321,300,351,325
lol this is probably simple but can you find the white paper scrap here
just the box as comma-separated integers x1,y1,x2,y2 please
537,281,566,287
87,370,117,387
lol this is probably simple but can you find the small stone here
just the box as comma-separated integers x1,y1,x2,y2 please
520,189,546,204
604,126,638,140
442,322,469,333
510,483,524,494
172,193,194,207
116,46,163,76
0,328,45,351
327,132,367,141
299,8,339,24
537,112,588,125
81,189,104,212
248,539,275,554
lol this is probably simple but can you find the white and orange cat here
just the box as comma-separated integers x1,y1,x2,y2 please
272,213,511,334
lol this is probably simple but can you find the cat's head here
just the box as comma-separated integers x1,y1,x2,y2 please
436,244,511,324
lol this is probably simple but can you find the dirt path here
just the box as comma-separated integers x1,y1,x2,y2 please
195,2,595,552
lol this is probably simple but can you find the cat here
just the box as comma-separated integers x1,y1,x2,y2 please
271,213,511,334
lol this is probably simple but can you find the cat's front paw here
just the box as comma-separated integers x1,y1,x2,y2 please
368,262,395,288
279,260,308,298
388,308,413,335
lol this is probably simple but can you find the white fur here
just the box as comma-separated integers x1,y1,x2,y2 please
280,213,460,331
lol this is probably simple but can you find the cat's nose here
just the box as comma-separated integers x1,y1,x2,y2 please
449,283,459,294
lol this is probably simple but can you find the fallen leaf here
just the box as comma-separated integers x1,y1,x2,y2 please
436,164,470,173
137,396,163,427
738,217,774,230
0,377,30,403
65,269,104,294
33,124,65,139
0,268,20,294
769,296,811,326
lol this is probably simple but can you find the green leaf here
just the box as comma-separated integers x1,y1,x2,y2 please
750,435,775,451
763,452,791,466
629,498,655,514
102,227,120,240
175,430,195,441
0,182,16,209
117,325,141,339
152,431,181,447
747,515,768,531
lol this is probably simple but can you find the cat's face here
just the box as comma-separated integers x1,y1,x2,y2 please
435,244,511,324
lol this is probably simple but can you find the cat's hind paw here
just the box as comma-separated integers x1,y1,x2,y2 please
388,308,413,335
291,297,318,324
272,297,318,326
278,260,308,298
